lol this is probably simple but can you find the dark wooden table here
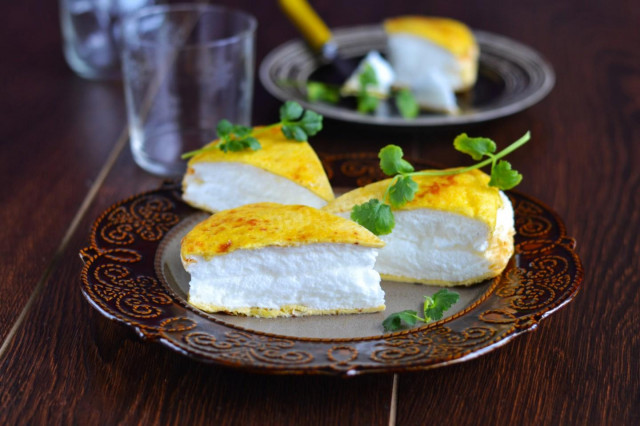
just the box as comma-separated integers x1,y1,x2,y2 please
1,0,638,424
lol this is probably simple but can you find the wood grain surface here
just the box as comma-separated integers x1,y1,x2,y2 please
0,0,127,342
0,0,638,424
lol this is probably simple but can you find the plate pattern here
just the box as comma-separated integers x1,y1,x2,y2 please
80,154,582,375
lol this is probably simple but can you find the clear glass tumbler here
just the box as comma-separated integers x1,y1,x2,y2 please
121,4,256,177
59,0,158,80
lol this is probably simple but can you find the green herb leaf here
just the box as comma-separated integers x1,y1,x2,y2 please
281,124,307,141
280,100,304,122
351,199,395,235
281,108,323,141
423,289,460,321
243,136,261,151
359,63,378,88
356,64,380,114
300,110,323,136
387,175,418,208
357,93,380,113
307,81,340,104
489,160,523,190
181,101,325,158
231,124,252,138
454,133,497,161
382,310,419,332
379,145,414,176
395,88,419,119
218,136,262,153
216,119,233,137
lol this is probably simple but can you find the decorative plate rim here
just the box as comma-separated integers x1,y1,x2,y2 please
79,153,583,376
259,25,556,127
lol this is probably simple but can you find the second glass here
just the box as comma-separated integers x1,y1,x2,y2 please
121,4,256,177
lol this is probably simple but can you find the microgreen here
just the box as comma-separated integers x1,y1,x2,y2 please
215,119,261,153
279,101,323,141
306,81,340,104
356,64,380,113
181,101,323,159
379,145,414,175
386,175,418,208
395,88,419,119
383,289,460,332
351,132,531,235
350,199,395,236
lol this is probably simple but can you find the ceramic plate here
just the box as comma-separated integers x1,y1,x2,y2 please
259,26,555,126
80,153,582,376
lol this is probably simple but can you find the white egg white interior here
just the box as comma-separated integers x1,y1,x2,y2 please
387,34,461,113
185,243,384,311
183,162,327,212
341,50,396,97
337,192,514,284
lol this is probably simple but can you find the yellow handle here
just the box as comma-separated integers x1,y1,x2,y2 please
278,0,332,51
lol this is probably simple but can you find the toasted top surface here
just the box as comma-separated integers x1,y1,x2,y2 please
181,203,384,259
384,16,477,56
185,126,334,201
323,169,502,229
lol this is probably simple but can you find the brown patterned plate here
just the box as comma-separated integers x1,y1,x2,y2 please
79,153,583,376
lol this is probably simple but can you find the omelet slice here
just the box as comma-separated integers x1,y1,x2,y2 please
324,170,514,286
384,16,479,113
182,126,334,213
341,51,395,98
181,203,386,317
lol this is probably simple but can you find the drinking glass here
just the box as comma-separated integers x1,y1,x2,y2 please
121,4,256,176
59,0,159,80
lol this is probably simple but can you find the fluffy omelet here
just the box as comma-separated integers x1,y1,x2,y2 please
324,169,515,286
181,203,386,317
384,16,479,113
182,126,334,212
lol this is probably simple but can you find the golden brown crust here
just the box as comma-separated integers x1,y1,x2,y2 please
184,126,334,202
181,203,385,260
323,169,502,230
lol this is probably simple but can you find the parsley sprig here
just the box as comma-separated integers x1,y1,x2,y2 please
383,289,460,331
181,101,323,159
351,132,531,235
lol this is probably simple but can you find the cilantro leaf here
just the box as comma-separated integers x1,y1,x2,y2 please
181,101,325,159
307,81,340,103
357,93,380,113
216,119,233,137
454,133,497,161
351,199,395,235
231,124,252,138
387,175,418,208
218,136,261,153
280,100,304,122
359,63,378,88
379,145,414,175
300,110,323,136
356,64,380,113
280,106,323,141
395,88,419,119
281,124,307,141
382,290,460,331
423,289,460,321
489,160,523,190
383,310,419,331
